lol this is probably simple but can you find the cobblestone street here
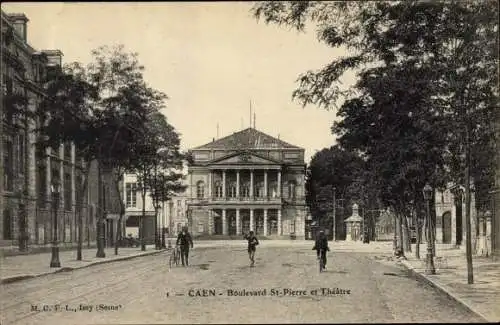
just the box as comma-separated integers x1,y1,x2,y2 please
1,245,484,324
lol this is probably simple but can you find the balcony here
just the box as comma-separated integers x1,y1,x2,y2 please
195,196,283,204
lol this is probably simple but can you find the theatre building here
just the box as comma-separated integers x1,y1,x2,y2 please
186,128,307,239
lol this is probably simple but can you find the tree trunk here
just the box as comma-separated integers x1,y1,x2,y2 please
402,213,411,253
397,211,404,256
77,165,90,261
465,118,474,284
114,171,125,255
141,185,147,251
415,197,423,260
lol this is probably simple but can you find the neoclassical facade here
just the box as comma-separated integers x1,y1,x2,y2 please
187,128,307,239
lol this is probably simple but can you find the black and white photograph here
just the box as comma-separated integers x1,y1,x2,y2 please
0,1,499,324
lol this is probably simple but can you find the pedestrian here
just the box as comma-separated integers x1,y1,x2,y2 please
176,226,193,266
244,231,259,267
312,230,330,270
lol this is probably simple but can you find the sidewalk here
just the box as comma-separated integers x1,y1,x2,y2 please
1,245,165,284
399,244,500,323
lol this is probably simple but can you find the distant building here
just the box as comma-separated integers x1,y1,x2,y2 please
166,189,189,235
186,127,307,239
434,183,478,250
122,173,157,244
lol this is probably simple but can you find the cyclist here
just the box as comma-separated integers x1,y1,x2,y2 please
244,231,259,267
312,230,330,270
176,226,194,267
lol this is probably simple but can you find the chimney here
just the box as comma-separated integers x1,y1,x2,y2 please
41,49,64,67
7,13,29,42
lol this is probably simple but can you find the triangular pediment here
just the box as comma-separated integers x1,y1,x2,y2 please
208,151,281,166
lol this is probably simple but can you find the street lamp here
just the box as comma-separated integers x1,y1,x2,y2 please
50,177,61,268
423,183,435,275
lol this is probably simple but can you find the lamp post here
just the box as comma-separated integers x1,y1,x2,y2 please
423,183,435,275
50,177,61,268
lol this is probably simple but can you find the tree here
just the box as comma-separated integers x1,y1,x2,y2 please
253,1,498,273
38,45,164,258
306,145,365,239
128,111,185,250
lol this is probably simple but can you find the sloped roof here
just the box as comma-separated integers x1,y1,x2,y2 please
192,128,302,150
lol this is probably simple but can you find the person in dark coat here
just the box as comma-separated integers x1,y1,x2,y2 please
312,230,330,269
244,231,259,267
176,226,193,266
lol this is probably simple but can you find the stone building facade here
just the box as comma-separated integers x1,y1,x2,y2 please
167,189,189,235
187,128,307,239
0,10,117,250
434,184,478,250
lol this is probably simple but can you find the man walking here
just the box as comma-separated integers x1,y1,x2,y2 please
176,226,193,266
244,231,259,267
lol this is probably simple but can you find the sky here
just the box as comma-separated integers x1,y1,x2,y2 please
2,2,355,163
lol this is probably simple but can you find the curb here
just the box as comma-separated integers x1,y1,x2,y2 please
399,260,490,322
1,249,168,285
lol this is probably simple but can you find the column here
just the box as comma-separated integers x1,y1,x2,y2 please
208,170,212,199
189,172,193,199
264,170,268,198
277,170,281,198
222,209,227,235
236,209,241,235
208,210,214,235
277,209,282,235
236,170,240,199
250,209,254,231
250,170,254,199
263,209,268,236
222,170,226,200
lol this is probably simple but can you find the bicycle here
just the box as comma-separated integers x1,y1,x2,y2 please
169,245,181,269
318,249,326,273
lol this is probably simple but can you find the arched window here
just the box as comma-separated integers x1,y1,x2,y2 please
228,182,237,198
196,181,205,199
215,181,223,198
3,209,12,240
288,181,297,199
255,182,264,198
240,183,250,197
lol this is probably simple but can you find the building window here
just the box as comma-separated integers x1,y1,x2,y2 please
3,209,12,240
75,174,82,206
3,139,14,191
18,133,25,174
255,183,263,198
126,182,137,208
228,183,237,198
64,173,72,211
240,184,250,197
215,181,223,198
197,181,205,199
288,181,297,199
37,164,47,206
64,142,71,161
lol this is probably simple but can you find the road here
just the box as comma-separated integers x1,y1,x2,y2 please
1,245,483,324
